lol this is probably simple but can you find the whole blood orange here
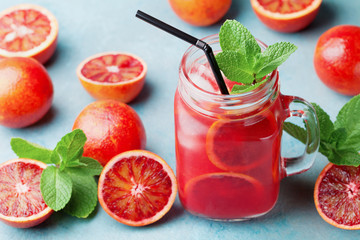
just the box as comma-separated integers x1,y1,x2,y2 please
250,0,322,32
314,25,360,96
0,159,53,228
98,150,177,226
77,52,147,103
314,163,360,230
168,0,232,27
72,100,146,166
0,57,54,128
0,4,58,64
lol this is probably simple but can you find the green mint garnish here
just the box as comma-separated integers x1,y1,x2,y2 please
10,129,103,218
283,95,360,166
216,20,297,93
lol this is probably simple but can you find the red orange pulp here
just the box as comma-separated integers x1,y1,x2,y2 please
251,0,322,32
0,159,52,228
98,150,177,226
0,4,58,64
314,163,360,230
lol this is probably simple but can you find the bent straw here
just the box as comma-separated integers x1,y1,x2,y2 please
136,10,229,95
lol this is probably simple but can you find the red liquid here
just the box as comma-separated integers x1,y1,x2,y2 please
174,89,286,220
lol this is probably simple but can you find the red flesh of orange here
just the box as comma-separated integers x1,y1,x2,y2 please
0,9,51,52
316,164,360,228
101,155,174,222
81,54,144,83
257,0,313,14
0,161,48,217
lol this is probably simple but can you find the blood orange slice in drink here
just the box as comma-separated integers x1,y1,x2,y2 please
0,159,53,228
206,112,278,172
183,173,264,219
77,52,147,103
0,4,58,64
314,163,360,230
250,0,322,32
98,150,177,227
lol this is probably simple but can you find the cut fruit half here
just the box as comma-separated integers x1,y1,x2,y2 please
98,150,177,227
206,113,277,172
0,4,58,63
314,163,360,230
250,0,322,32
77,52,147,103
184,172,264,219
0,159,53,228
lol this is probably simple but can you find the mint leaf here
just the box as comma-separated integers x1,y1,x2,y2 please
55,129,87,165
328,149,360,167
219,20,260,55
334,94,360,130
255,42,297,78
64,174,98,218
312,103,334,142
9,129,100,219
216,51,254,84
245,40,260,69
329,128,347,148
216,20,297,91
65,157,103,177
40,166,72,211
51,146,68,170
342,126,360,151
334,95,360,151
79,157,103,176
230,78,267,94
283,122,307,145
10,138,52,164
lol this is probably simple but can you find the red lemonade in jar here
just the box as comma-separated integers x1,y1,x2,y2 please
174,21,319,220
175,60,284,220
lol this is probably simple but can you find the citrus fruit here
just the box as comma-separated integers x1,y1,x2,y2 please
0,4,58,64
168,0,232,27
314,163,360,230
0,158,53,228
206,112,278,172
76,52,147,103
72,100,146,166
314,25,360,96
183,172,264,219
250,0,322,32
98,150,177,227
0,57,54,128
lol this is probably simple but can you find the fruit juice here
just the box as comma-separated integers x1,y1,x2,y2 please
174,62,285,220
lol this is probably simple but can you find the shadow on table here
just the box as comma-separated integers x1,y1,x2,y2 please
130,81,153,105
302,1,338,34
150,202,186,227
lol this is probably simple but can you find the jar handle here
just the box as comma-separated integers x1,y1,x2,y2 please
280,95,320,178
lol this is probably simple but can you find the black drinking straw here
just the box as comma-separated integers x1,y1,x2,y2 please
136,10,229,95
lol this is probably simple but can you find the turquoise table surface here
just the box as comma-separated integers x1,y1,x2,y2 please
0,0,359,239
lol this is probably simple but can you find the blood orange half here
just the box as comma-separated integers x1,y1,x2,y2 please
0,159,52,228
250,0,322,32
183,173,264,219
77,52,147,103
0,4,58,64
314,163,360,230
98,150,177,227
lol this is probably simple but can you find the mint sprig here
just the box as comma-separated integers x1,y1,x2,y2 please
283,95,360,166
216,20,297,93
10,129,103,218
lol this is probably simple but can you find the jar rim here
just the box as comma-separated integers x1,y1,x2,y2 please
179,33,278,103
